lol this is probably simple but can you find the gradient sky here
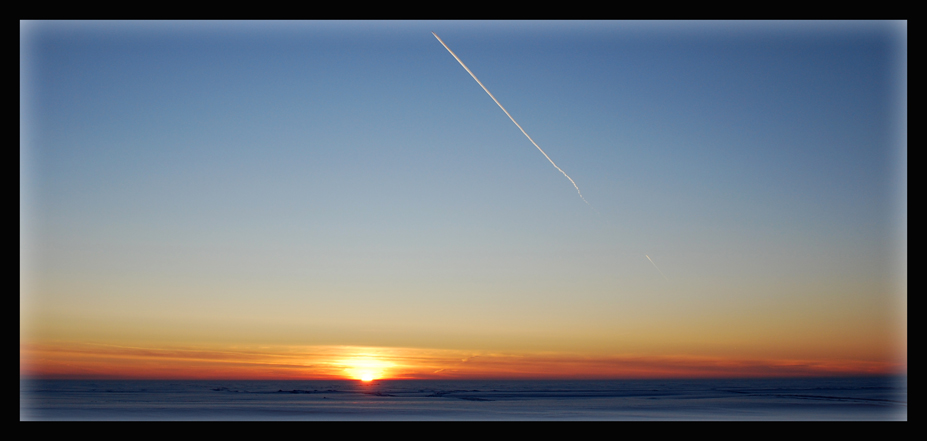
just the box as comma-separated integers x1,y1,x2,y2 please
20,21,906,380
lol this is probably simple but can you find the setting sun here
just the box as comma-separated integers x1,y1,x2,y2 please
337,352,396,381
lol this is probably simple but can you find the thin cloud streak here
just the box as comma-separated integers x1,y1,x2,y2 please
432,32,592,207
646,255,669,281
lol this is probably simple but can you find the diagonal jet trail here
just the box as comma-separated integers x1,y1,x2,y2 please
433,32,591,207
646,255,669,281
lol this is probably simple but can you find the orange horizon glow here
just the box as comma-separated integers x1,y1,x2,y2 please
19,341,905,381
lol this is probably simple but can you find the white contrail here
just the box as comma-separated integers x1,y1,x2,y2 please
646,255,669,281
432,32,591,206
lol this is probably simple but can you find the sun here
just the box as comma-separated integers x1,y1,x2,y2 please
338,354,394,381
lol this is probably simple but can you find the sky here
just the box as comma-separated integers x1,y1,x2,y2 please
20,21,906,380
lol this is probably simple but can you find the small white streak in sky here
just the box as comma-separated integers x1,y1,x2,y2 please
432,32,592,208
646,255,669,281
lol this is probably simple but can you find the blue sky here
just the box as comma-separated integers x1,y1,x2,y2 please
21,21,905,368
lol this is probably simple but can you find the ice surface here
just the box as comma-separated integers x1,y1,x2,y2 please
20,377,906,421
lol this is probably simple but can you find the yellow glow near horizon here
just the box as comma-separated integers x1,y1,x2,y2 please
338,354,395,381
19,341,905,380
